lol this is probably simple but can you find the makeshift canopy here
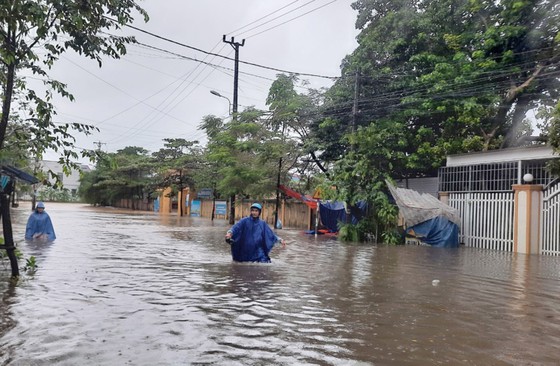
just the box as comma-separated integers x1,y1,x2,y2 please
278,184,318,209
279,185,368,233
386,180,460,247
319,200,368,232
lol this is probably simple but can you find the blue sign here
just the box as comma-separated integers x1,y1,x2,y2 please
153,197,160,212
197,188,213,199
191,200,201,217
215,201,227,215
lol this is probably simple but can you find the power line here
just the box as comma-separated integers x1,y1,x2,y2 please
116,20,338,79
233,0,321,37
244,0,340,39
228,0,302,36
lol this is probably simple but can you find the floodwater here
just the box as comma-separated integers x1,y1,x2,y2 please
1,203,560,365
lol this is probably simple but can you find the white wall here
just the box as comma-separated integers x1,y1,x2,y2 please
39,160,91,193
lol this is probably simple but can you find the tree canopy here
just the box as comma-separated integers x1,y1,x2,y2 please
0,0,148,169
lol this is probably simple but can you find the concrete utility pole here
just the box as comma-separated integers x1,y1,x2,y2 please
347,70,360,224
93,141,106,151
223,35,245,225
274,157,282,229
351,70,360,135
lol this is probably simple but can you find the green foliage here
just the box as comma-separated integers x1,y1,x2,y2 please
37,187,76,202
23,256,38,274
200,87,304,201
0,241,35,274
79,147,155,206
203,109,281,198
548,101,560,177
336,0,559,169
338,223,359,242
0,0,148,176
151,139,202,191
307,0,560,242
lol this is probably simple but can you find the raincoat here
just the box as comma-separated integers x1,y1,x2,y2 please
25,210,56,241
228,216,280,262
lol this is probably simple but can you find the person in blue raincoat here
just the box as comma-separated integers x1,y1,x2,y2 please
225,203,285,262
25,202,56,241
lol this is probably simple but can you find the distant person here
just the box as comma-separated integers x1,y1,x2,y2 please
25,202,56,241
225,203,285,263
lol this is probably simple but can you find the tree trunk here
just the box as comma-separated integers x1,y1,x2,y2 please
0,183,19,277
229,194,235,224
0,61,16,150
501,93,531,148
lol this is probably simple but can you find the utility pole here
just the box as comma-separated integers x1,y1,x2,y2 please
31,153,40,211
274,157,282,230
223,35,245,225
351,70,360,135
347,70,360,224
93,141,106,151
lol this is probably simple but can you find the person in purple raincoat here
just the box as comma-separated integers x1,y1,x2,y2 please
225,203,285,263
25,202,56,241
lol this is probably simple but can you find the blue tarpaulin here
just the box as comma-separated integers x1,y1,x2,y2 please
319,201,368,232
386,180,461,248
406,216,459,248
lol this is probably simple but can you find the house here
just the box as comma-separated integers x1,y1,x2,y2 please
38,160,92,197
439,145,557,192
437,145,559,255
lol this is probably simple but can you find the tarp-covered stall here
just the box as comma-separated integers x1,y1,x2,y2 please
279,185,368,233
387,180,460,247
319,200,368,233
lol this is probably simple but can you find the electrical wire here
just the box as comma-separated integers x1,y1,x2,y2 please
117,20,338,79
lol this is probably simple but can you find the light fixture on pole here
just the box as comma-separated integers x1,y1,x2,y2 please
210,90,232,115
523,173,534,184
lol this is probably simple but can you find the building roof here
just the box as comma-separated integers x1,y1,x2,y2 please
446,145,557,167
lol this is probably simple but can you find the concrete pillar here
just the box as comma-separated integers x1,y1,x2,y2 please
439,191,449,205
513,184,543,254
160,187,172,214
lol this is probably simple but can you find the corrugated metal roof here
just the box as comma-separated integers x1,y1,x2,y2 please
387,180,460,227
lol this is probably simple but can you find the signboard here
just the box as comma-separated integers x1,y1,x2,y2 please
197,188,213,199
153,197,160,212
190,200,201,217
215,201,227,216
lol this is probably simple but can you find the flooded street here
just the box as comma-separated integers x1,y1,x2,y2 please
1,202,560,365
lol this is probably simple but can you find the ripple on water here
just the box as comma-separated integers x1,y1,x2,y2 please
1,204,560,365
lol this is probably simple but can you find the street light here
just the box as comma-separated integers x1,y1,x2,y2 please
210,90,232,115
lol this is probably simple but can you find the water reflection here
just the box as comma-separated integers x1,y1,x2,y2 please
0,203,559,365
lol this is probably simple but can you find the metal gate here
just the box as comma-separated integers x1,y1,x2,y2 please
541,181,560,255
449,192,515,251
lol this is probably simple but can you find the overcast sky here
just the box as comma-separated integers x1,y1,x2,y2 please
43,0,359,161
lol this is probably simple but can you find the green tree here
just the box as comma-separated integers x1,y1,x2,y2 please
548,101,560,176
152,138,202,216
265,74,319,223
200,109,289,223
267,74,330,178
79,147,154,207
347,0,559,160
1,0,148,166
309,0,560,242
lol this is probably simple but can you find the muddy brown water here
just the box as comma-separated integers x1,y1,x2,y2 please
1,202,559,365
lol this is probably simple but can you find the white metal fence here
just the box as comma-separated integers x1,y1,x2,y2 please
449,192,515,251
541,182,560,255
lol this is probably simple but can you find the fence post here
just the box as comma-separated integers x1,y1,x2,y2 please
439,192,449,205
513,184,543,254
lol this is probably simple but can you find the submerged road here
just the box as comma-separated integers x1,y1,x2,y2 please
1,202,559,365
